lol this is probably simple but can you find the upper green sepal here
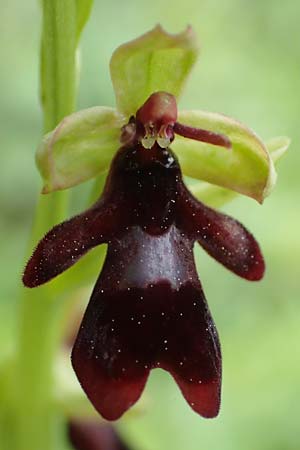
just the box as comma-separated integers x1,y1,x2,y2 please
173,110,277,203
110,25,199,117
36,25,288,199
36,107,124,193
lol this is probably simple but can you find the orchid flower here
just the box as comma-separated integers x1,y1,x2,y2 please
23,26,289,421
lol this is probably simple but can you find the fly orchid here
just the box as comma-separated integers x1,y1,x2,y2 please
23,26,289,421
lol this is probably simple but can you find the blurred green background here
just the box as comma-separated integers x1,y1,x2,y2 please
0,0,299,449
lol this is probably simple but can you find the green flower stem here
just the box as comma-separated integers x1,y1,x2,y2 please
41,0,77,132
14,1,79,449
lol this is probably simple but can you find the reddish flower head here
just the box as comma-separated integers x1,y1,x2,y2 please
23,92,264,421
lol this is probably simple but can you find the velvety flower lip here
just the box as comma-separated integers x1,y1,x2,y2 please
23,93,264,420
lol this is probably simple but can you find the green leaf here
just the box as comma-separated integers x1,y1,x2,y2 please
172,110,276,203
189,135,290,207
36,107,125,193
110,25,199,117
75,0,94,41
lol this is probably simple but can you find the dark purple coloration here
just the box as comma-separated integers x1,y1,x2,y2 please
73,279,221,420
69,420,130,450
136,92,177,129
23,140,264,421
173,122,231,149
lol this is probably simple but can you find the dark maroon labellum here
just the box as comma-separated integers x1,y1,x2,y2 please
23,93,264,421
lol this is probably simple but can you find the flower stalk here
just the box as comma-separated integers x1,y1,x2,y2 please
14,1,85,449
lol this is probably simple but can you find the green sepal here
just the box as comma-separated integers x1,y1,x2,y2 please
110,25,199,117
173,109,276,203
189,135,290,207
189,181,237,208
36,107,125,193
264,136,290,163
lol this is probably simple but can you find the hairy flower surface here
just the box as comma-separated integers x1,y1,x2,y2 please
23,26,289,421
23,92,265,420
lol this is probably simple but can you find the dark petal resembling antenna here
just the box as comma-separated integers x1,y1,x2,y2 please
174,122,231,149
177,184,265,281
22,201,117,288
